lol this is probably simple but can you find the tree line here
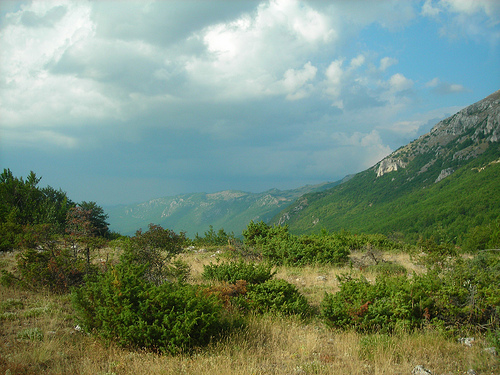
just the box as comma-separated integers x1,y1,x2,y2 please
0,168,111,252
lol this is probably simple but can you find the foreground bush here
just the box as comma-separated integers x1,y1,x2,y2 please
72,261,240,354
244,279,313,318
123,224,188,285
202,260,276,284
321,252,500,333
321,274,424,333
243,222,401,266
262,232,351,266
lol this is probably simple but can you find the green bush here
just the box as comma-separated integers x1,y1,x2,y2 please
366,262,407,276
430,252,500,328
242,220,275,246
202,260,276,284
123,224,187,285
72,261,240,354
193,225,237,247
244,224,400,266
13,248,91,293
244,279,313,318
262,233,350,266
322,252,500,333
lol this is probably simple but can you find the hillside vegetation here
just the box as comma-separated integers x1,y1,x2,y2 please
274,91,500,248
106,182,340,237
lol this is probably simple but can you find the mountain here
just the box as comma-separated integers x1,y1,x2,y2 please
272,90,500,244
106,182,340,236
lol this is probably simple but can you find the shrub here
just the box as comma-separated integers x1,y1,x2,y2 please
429,252,500,329
202,260,276,284
321,274,431,333
72,261,240,354
242,220,275,246
262,233,350,266
366,262,407,276
322,252,500,333
206,280,248,309
193,225,237,247
14,247,91,293
245,279,313,318
123,224,187,285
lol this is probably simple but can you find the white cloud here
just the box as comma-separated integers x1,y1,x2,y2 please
388,73,414,92
383,120,423,136
324,59,344,108
442,0,500,19
0,1,130,134
422,0,441,17
422,0,500,42
281,62,318,100
350,54,365,69
379,57,398,71
185,0,336,100
426,77,466,94
329,130,392,168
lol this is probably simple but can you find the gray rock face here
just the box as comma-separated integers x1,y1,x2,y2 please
376,157,408,177
374,90,500,178
435,168,454,183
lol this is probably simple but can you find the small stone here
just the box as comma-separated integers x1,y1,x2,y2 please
484,347,497,356
458,337,474,347
412,365,432,375
466,369,476,375
316,276,327,281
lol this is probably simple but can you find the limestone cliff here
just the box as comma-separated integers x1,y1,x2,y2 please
374,90,500,180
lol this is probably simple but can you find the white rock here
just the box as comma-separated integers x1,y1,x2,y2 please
458,337,474,347
411,365,432,375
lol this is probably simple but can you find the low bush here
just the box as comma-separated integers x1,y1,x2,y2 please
244,279,313,318
9,247,91,293
193,225,237,247
322,252,500,333
202,260,276,284
262,233,351,266
122,224,187,285
72,261,241,354
366,262,407,276
242,222,401,266
321,274,423,333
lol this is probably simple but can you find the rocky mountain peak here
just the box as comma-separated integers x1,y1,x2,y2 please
374,90,500,178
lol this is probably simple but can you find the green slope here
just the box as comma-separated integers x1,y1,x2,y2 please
276,146,500,243
273,91,500,245
106,182,340,237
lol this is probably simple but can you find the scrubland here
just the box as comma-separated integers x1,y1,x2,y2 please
1,246,498,375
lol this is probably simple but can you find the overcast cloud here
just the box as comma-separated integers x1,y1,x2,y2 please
1,0,499,205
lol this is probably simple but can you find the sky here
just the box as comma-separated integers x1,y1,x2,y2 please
1,0,499,206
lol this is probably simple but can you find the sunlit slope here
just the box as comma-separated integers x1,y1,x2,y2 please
273,90,500,243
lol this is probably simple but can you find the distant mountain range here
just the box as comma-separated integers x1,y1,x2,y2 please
107,90,500,243
106,182,340,236
272,90,500,244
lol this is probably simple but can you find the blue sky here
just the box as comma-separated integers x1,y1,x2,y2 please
1,0,499,205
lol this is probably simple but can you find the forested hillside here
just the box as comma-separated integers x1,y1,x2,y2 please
105,182,340,237
274,90,500,249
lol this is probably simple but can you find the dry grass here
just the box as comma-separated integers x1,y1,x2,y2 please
1,248,498,375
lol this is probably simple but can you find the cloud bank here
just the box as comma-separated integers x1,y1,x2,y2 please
0,0,498,204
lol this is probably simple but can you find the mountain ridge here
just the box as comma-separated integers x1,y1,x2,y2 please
271,90,500,244
107,90,500,243
106,182,340,236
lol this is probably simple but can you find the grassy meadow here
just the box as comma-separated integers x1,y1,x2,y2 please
1,245,498,375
